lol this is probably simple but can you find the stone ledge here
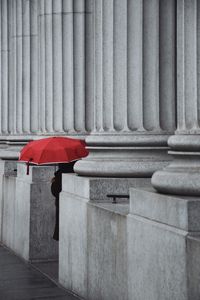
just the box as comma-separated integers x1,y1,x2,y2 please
62,173,151,202
130,187,200,231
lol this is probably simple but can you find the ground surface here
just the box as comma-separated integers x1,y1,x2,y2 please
0,245,80,300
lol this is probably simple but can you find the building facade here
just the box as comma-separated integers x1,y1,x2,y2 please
0,0,200,299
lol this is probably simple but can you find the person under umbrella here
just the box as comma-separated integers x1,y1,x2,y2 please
51,162,76,241
19,137,89,241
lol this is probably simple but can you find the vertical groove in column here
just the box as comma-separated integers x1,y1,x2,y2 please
53,0,63,132
94,0,103,131
159,0,176,131
102,0,114,131
197,0,200,126
73,0,86,132
85,0,94,132
184,0,198,130
30,0,39,133
11,0,17,134
45,0,53,132
1,0,8,134
0,0,2,134
113,0,128,131
127,0,144,131
177,0,185,131
8,0,13,134
16,0,23,134
39,0,46,133
62,0,75,132
22,0,30,133
143,0,160,131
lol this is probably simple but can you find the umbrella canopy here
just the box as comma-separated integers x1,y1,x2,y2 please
19,137,89,174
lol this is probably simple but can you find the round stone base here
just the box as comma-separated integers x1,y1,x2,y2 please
152,152,200,195
74,146,171,177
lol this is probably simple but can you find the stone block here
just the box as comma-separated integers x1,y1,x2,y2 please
59,175,150,299
2,176,17,249
59,192,88,299
128,188,200,300
14,164,58,262
0,160,17,243
127,214,188,300
130,187,200,231
59,190,128,300
62,174,151,202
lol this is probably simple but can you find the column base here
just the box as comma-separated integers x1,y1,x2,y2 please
75,134,172,177
152,135,200,196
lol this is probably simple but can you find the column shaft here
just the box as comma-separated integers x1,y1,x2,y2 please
52,0,63,132
22,0,31,133
1,0,9,134
39,0,46,133
62,0,74,132
75,0,176,177
152,0,200,195
8,0,13,134
16,0,23,134
30,0,39,133
11,0,17,135
73,0,86,132
38,0,91,135
45,0,53,132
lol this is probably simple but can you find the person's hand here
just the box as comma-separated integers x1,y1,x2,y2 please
51,177,56,183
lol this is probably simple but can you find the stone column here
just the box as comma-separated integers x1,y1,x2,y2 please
16,0,23,134
52,0,63,132
75,0,176,177
30,0,39,133
152,0,200,195
1,0,9,135
22,0,31,134
38,0,93,135
14,0,39,136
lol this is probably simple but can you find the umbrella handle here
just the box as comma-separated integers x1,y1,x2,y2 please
26,158,32,175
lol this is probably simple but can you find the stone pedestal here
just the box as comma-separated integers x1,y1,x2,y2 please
0,160,17,244
59,174,151,300
128,188,200,300
14,164,58,262
152,0,200,195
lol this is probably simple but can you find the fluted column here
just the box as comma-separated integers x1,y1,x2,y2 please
75,0,176,177
30,0,39,133
14,0,39,135
1,0,9,134
152,0,200,195
38,0,93,135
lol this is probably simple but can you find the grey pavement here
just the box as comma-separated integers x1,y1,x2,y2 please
0,244,81,300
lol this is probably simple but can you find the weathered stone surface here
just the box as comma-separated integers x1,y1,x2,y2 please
62,173,151,201
0,160,17,245
130,187,200,231
127,214,188,300
152,0,200,196
75,0,176,177
14,164,58,261
128,188,200,300
59,189,128,300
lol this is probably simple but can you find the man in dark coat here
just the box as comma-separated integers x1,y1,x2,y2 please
51,162,76,241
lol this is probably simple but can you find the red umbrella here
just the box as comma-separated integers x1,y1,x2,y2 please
19,137,89,174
